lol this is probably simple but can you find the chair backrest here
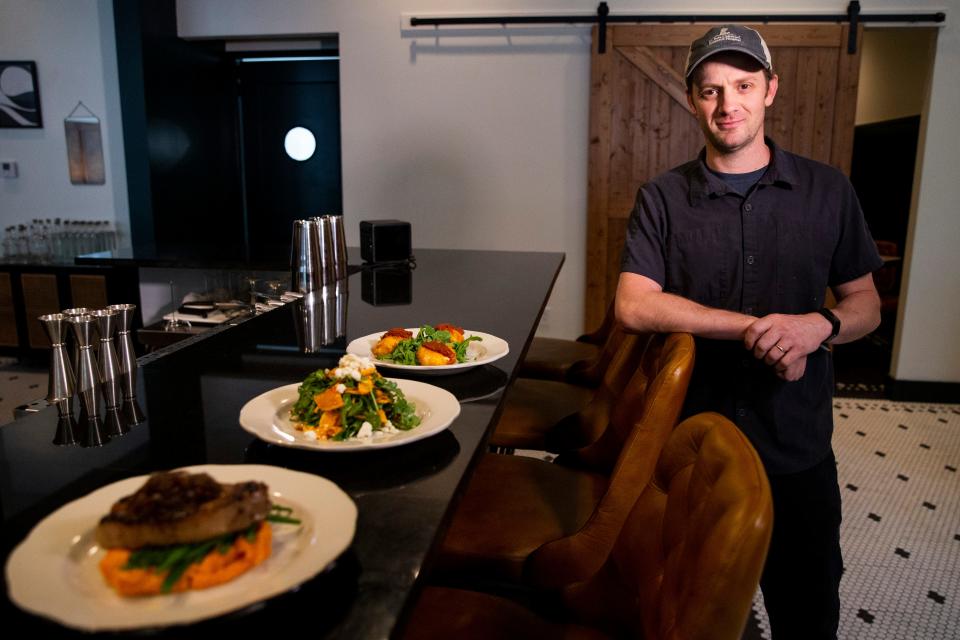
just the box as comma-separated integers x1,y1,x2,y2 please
566,315,630,387
564,412,773,640
544,326,651,453
577,299,617,346
525,332,695,589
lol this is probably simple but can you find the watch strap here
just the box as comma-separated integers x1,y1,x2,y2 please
816,307,841,344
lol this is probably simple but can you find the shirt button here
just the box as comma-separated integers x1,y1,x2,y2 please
746,255,755,265
736,408,747,417
744,203,753,212
745,306,754,314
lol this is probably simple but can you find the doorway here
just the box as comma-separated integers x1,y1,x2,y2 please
833,28,938,395
236,55,343,262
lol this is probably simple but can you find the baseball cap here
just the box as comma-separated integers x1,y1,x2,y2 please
684,25,773,79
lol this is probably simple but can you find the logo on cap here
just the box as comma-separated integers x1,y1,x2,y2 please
708,27,743,46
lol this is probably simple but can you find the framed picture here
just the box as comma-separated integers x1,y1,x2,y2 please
0,61,43,128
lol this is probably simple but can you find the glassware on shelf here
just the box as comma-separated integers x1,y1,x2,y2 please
162,280,191,331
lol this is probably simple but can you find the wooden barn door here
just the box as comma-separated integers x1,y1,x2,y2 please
585,24,862,330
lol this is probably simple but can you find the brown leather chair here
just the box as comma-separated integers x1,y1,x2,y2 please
519,302,616,383
489,325,637,452
434,332,695,591
404,412,774,640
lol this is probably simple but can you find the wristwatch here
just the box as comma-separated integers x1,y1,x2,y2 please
816,307,841,345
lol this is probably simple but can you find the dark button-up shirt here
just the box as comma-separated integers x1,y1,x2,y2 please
621,138,883,474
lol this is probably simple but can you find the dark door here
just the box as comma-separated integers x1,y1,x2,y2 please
238,57,342,262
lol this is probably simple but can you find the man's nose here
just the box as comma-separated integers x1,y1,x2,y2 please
718,89,738,114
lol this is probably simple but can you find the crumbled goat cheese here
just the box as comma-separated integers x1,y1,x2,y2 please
357,422,373,438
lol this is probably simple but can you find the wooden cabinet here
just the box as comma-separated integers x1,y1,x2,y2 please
0,263,140,358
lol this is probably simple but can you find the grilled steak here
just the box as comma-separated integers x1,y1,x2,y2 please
96,471,270,549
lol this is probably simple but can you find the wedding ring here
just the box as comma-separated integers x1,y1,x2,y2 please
775,344,786,353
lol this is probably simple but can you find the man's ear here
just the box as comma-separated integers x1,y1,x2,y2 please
764,74,779,107
686,91,697,115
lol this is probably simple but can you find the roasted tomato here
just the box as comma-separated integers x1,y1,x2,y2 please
372,327,413,356
435,323,465,343
416,340,457,366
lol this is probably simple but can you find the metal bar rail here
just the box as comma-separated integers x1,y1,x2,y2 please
409,2,947,54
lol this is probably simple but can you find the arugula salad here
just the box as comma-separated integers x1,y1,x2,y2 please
289,354,421,441
373,324,482,366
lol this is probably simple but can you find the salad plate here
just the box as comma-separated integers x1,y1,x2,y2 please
5,464,356,632
346,328,509,375
239,378,461,450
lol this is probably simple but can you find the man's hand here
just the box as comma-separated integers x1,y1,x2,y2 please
743,313,831,379
776,353,807,381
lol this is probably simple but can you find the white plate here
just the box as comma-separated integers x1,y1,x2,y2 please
239,378,461,451
346,329,509,374
5,464,356,632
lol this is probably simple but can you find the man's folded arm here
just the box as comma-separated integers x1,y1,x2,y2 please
614,272,755,340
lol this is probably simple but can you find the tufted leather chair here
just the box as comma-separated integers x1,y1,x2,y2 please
489,325,638,452
404,412,773,640
434,332,695,591
519,302,616,383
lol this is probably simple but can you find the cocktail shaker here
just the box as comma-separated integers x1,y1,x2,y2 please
325,214,348,282
291,215,348,294
38,313,78,446
108,303,146,425
69,314,107,447
92,308,128,437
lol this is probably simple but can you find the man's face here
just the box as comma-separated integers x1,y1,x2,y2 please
687,53,778,156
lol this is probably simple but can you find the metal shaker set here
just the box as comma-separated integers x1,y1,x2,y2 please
290,215,348,351
38,304,146,447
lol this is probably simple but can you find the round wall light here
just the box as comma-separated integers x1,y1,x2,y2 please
284,126,316,161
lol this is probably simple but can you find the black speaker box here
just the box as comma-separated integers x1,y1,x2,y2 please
360,220,412,263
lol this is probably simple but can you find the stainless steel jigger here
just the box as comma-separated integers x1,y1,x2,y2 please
61,307,91,382
68,314,108,447
108,303,145,425
91,309,128,438
38,313,79,446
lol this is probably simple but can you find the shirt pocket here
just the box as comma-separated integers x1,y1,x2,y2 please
666,222,732,307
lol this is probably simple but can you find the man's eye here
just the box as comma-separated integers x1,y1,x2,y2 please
740,83,753,91
700,89,717,98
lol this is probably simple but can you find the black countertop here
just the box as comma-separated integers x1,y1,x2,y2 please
0,249,564,639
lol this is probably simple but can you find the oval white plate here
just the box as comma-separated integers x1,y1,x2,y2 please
5,464,356,632
346,329,509,374
239,378,460,451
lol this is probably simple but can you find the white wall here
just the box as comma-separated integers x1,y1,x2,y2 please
0,0,128,240
892,3,960,383
856,28,936,125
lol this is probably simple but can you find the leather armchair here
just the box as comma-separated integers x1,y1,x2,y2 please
404,412,774,640
434,332,695,590
489,325,638,452
519,302,616,383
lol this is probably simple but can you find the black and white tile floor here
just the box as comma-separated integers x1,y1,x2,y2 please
749,398,960,639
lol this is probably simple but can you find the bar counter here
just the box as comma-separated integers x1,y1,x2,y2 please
0,249,564,638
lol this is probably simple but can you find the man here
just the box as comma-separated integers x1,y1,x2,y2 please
615,25,882,639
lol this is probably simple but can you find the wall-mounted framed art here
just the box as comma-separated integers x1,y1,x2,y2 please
0,61,43,128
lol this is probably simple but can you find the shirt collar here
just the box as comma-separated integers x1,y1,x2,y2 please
687,136,798,204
